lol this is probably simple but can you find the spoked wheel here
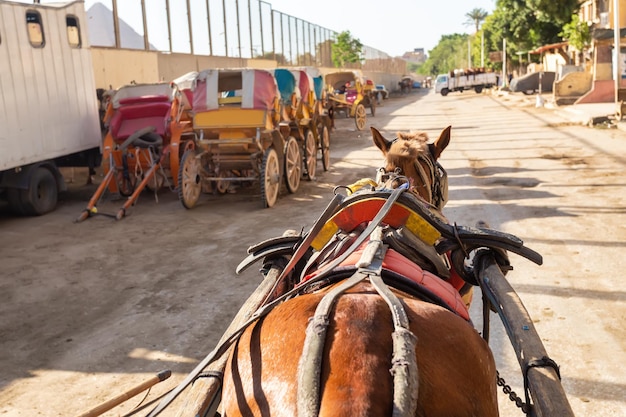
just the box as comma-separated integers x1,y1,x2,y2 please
215,172,232,194
261,147,280,208
303,129,317,180
145,170,166,192
354,103,367,130
115,167,136,197
284,136,301,193
319,124,331,171
178,149,202,209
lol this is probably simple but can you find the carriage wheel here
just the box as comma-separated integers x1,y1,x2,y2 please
215,172,231,194
284,136,301,193
178,149,202,209
261,147,280,208
320,124,330,171
145,170,165,192
115,168,136,197
304,129,317,180
354,103,367,131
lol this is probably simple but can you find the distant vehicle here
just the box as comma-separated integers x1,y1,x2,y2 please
375,85,388,100
509,71,556,95
435,70,498,96
413,81,422,88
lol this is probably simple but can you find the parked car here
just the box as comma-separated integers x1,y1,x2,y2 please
375,84,389,99
413,81,422,88
510,71,556,95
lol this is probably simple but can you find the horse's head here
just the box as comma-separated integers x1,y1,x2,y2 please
371,126,450,210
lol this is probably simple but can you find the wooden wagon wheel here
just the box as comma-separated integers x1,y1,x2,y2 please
261,147,280,208
303,129,317,180
177,149,202,209
354,103,367,131
114,166,136,197
319,124,330,172
284,136,301,194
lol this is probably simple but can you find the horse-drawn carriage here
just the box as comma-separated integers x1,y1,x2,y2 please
177,68,289,209
131,125,575,417
272,68,331,188
325,70,376,131
76,82,190,221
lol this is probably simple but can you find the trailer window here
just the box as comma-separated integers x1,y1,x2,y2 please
26,11,44,48
66,16,81,48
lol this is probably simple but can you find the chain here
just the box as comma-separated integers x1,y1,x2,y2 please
497,370,530,414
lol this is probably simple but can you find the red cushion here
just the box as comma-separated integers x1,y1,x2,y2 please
110,102,171,141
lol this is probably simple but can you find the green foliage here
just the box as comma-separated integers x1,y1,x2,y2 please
560,14,591,51
465,8,489,32
331,31,363,68
420,34,470,76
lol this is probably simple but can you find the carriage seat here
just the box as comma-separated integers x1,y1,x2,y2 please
109,97,172,142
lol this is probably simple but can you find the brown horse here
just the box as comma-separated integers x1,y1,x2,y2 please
219,126,498,417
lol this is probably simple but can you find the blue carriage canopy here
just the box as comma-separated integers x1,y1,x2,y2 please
272,68,299,104
191,68,280,111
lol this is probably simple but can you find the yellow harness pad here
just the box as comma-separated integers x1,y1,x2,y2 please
311,197,441,251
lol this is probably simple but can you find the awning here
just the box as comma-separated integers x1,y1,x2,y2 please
529,41,568,54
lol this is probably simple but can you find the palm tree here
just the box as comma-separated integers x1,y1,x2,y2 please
465,8,488,32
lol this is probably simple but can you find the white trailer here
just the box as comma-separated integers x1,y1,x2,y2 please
0,0,101,215
435,71,498,96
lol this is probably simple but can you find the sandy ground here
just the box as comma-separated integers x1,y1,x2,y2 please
1,90,624,417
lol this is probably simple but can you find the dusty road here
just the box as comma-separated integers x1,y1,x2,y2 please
1,89,624,417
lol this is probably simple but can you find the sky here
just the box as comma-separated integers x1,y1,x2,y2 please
265,0,497,56
17,0,496,58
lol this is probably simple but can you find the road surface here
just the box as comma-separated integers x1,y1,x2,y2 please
1,89,624,416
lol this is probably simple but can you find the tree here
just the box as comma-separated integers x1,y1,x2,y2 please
465,8,489,33
331,31,363,68
560,14,591,52
419,34,469,76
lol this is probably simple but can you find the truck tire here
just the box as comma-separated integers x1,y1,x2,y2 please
475,86,483,94
441,88,449,96
8,167,58,216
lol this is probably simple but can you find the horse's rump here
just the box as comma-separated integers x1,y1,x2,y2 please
222,280,498,417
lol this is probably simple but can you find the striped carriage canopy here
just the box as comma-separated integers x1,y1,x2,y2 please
192,68,279,111
271,68,300,104
294,66,324,100
289,69,316,105
111,82,176,108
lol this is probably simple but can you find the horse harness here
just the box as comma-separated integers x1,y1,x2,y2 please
146,182,544,416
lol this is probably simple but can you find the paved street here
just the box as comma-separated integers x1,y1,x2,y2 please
1,88,624,416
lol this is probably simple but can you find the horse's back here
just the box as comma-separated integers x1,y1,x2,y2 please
222,282,498,417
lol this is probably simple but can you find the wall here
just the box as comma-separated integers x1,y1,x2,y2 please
91,47,406,92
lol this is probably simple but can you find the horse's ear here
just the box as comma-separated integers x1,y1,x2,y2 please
432,125,451,159
371,127,392,155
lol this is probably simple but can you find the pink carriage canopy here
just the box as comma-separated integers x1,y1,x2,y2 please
289,69,316,105
192,69,279,111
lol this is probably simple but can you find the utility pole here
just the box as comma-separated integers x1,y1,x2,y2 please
614,0,621,118
481,31,484,68
502,38,506,87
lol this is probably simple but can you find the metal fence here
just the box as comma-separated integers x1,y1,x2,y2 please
87,0,392,68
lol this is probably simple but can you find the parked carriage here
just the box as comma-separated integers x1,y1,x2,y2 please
297,66,332,172
325,70,376,131
273,68,331,189
177,68,288,209
76,82,190,221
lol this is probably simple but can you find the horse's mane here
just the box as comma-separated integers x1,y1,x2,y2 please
386,131,429,166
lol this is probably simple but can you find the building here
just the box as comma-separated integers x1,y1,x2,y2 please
402,48,427,64
576,0,626,103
